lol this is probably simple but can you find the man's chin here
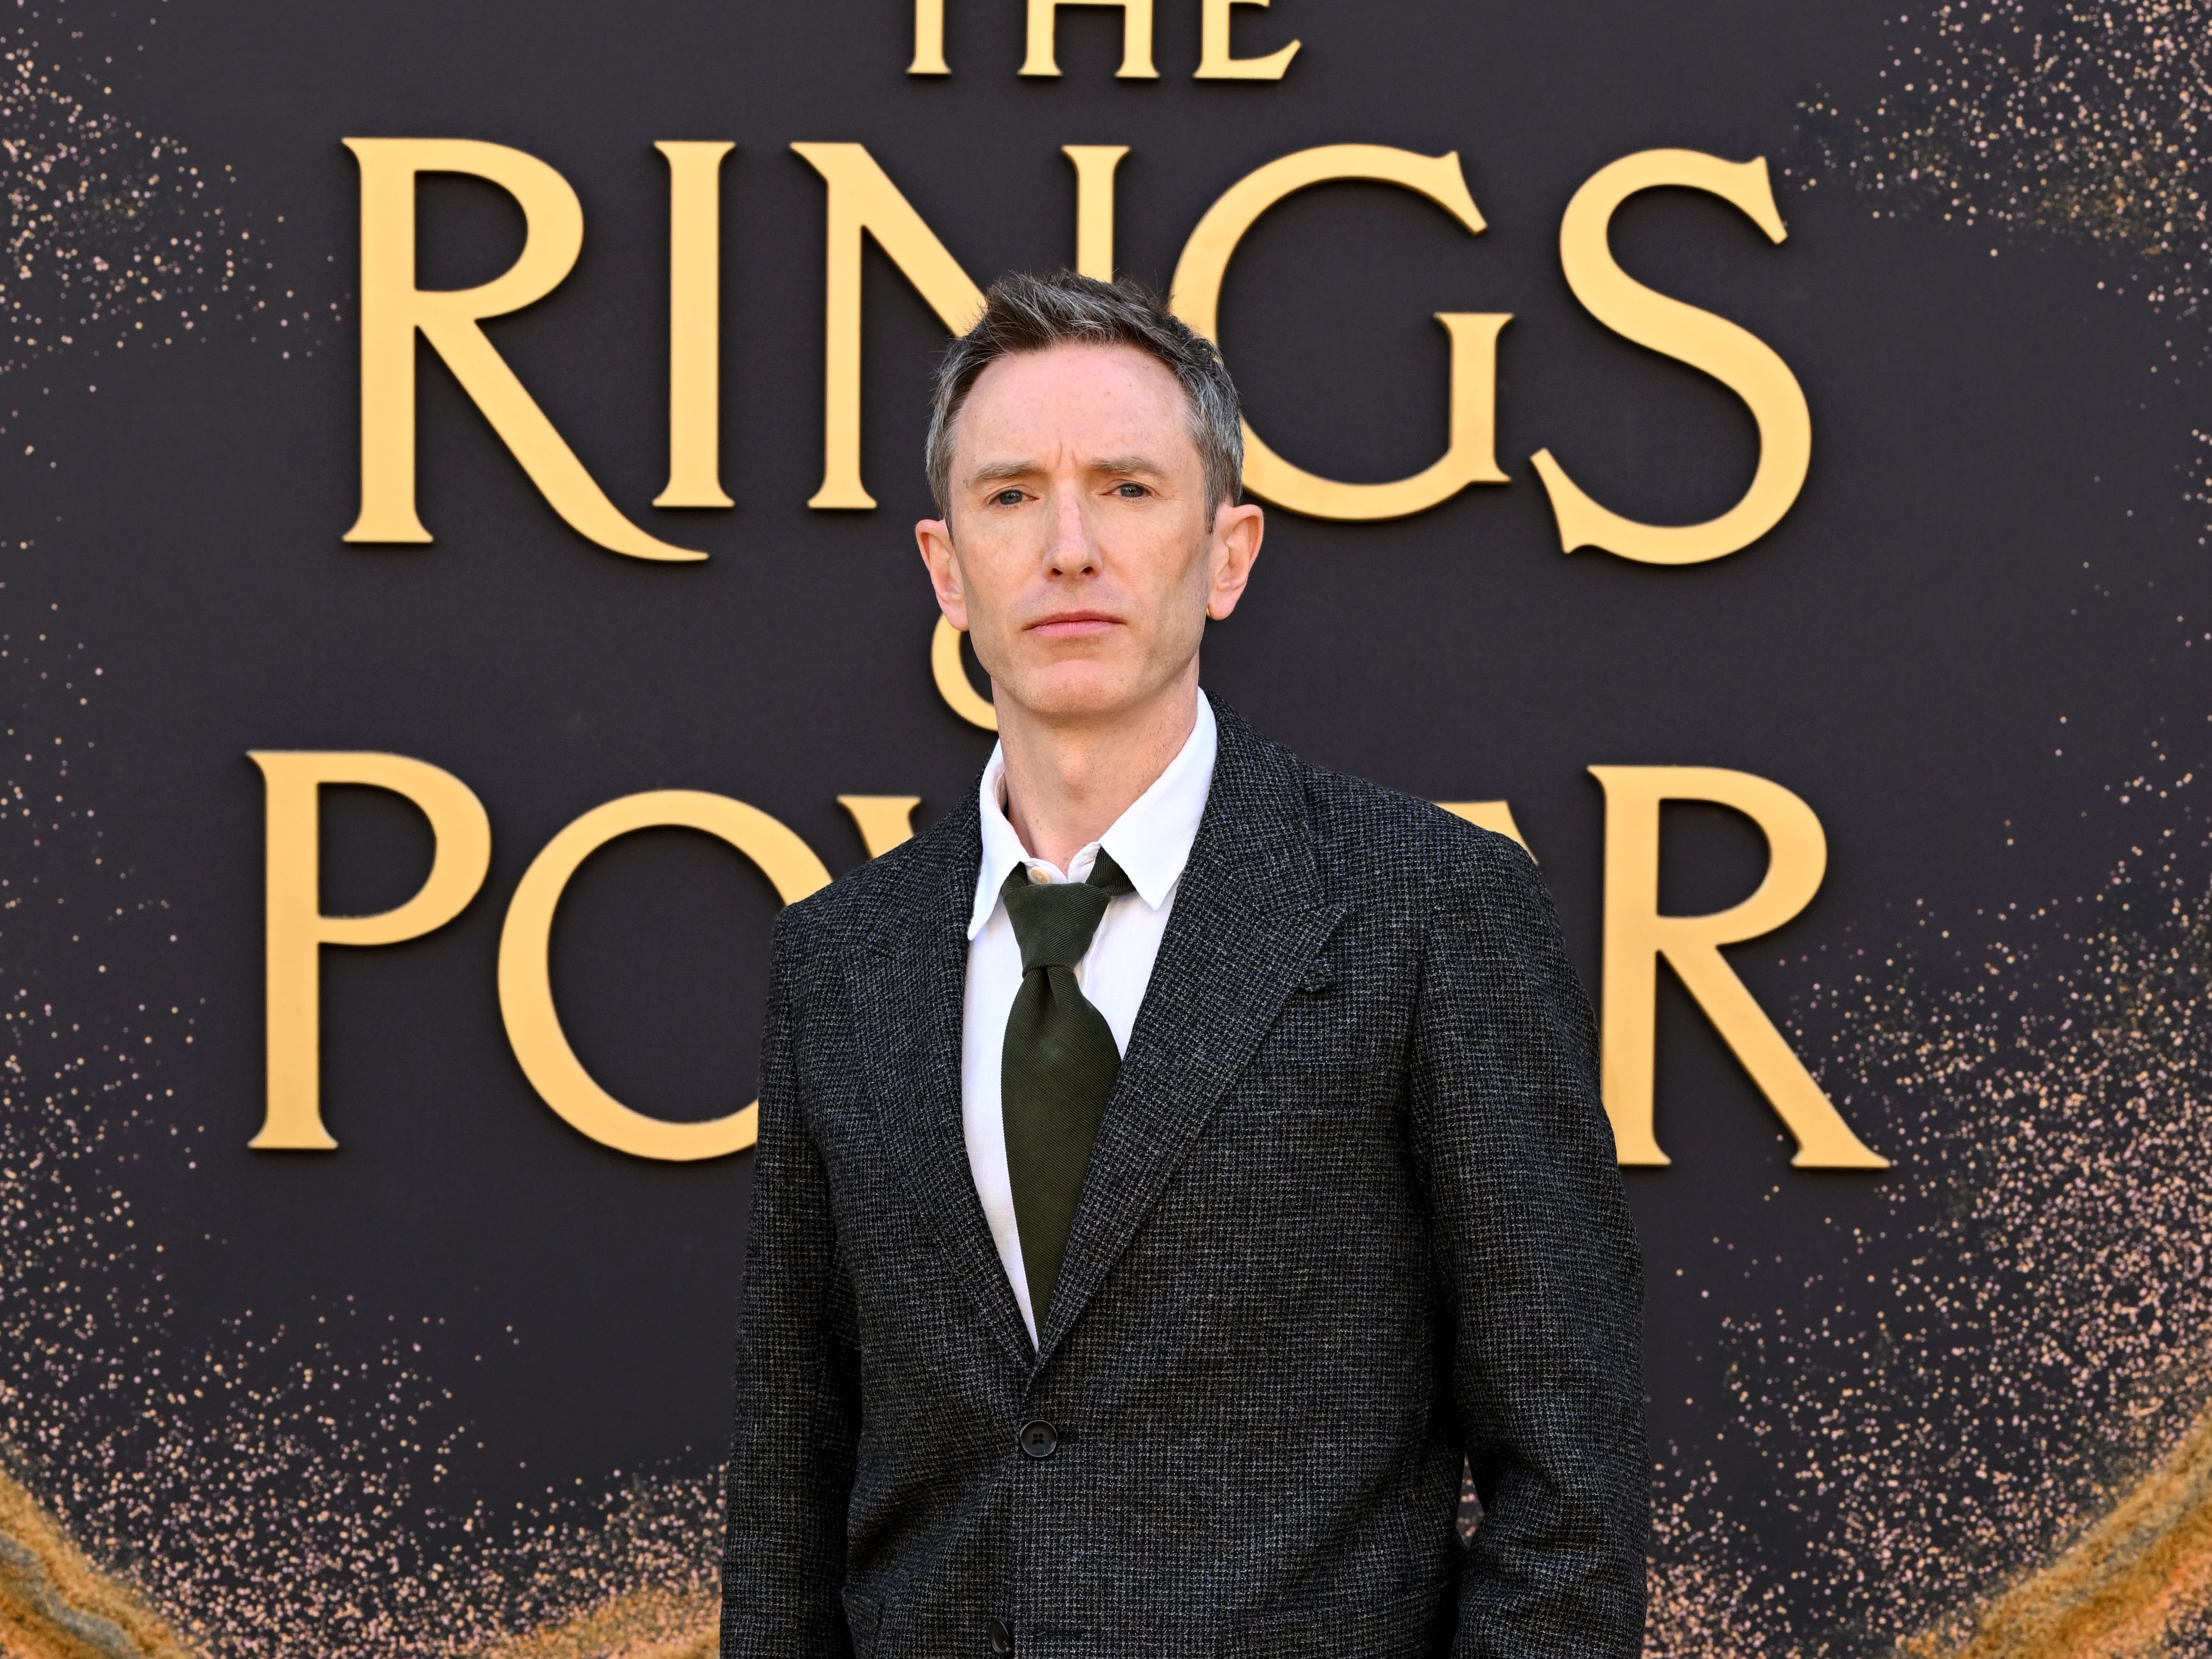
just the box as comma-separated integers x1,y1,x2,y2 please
996,666,1153,727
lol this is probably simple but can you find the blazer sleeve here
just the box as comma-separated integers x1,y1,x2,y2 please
1408,833,1649,1659
721,912,863,1659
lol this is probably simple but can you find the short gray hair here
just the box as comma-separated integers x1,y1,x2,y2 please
925,270,1245,520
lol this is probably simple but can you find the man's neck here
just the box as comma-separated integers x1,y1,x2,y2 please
997,672,1200,871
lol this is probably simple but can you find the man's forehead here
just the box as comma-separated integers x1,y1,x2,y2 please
955,344,1197,468
963,341,1185,418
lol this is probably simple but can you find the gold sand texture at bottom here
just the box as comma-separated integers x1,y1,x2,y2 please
1,1448,725,1659
1900,1399,2212,1659
5,1400,2210,1659
0,1468,199,1659
467,1587,717,1659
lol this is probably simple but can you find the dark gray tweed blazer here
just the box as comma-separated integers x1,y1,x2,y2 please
721,704,1647,1659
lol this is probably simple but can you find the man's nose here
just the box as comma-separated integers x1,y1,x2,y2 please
1042,485,1098,577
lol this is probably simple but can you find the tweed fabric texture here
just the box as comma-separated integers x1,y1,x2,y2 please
720,704,1648,1659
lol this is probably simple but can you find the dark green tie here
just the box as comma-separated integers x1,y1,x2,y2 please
1000,848,1135,1329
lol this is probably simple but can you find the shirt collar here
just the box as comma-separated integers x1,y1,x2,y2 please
968,690,1218,940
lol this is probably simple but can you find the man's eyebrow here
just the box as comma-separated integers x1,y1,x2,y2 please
961,453,1171,487
963,458,1040,488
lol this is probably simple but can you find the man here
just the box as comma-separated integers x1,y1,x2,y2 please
722,271,1647,1658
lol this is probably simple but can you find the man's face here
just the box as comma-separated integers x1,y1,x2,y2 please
916,342,1262,727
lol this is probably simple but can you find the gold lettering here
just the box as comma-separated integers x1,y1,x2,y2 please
932,616,999,730
1531,150,1812,565
1195,0,1298,78
1063,145,1129,281
497,791,831,1161
1021,0,1157,78
910,0,950,74
1437,800,1531,856
247,751,493,1151
838,795,922,857
791,143,987,511
1171,145,1509,520
653,141,735,509
1588,765,1886,1169
342,138,703,562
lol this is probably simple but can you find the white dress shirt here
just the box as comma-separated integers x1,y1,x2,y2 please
962,691,1218,1342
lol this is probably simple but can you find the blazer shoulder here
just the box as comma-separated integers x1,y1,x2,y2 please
777,795,974,955
1296,759,1541,910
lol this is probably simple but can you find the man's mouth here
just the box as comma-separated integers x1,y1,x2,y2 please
1027,610,1119,640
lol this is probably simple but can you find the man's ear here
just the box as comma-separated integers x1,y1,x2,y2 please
1206,499,1264,621
916,515,970,632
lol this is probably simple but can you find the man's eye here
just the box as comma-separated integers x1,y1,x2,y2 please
992,489,1025,507
1114,481,1147,498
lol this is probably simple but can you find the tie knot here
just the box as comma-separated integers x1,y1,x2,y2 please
1001,848,1134,972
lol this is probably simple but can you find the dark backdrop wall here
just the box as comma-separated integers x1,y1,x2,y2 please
4,1,2211,1654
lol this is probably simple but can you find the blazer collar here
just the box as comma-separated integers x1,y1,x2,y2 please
849,789,1042,1370
1034,701,1343,1360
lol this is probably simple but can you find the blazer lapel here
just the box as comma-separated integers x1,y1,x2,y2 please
846,794,1038,1370
1035,706,1344,1361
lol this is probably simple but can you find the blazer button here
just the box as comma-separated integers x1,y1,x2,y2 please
986,1615,1014,1654
1018,1419,1058,1460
